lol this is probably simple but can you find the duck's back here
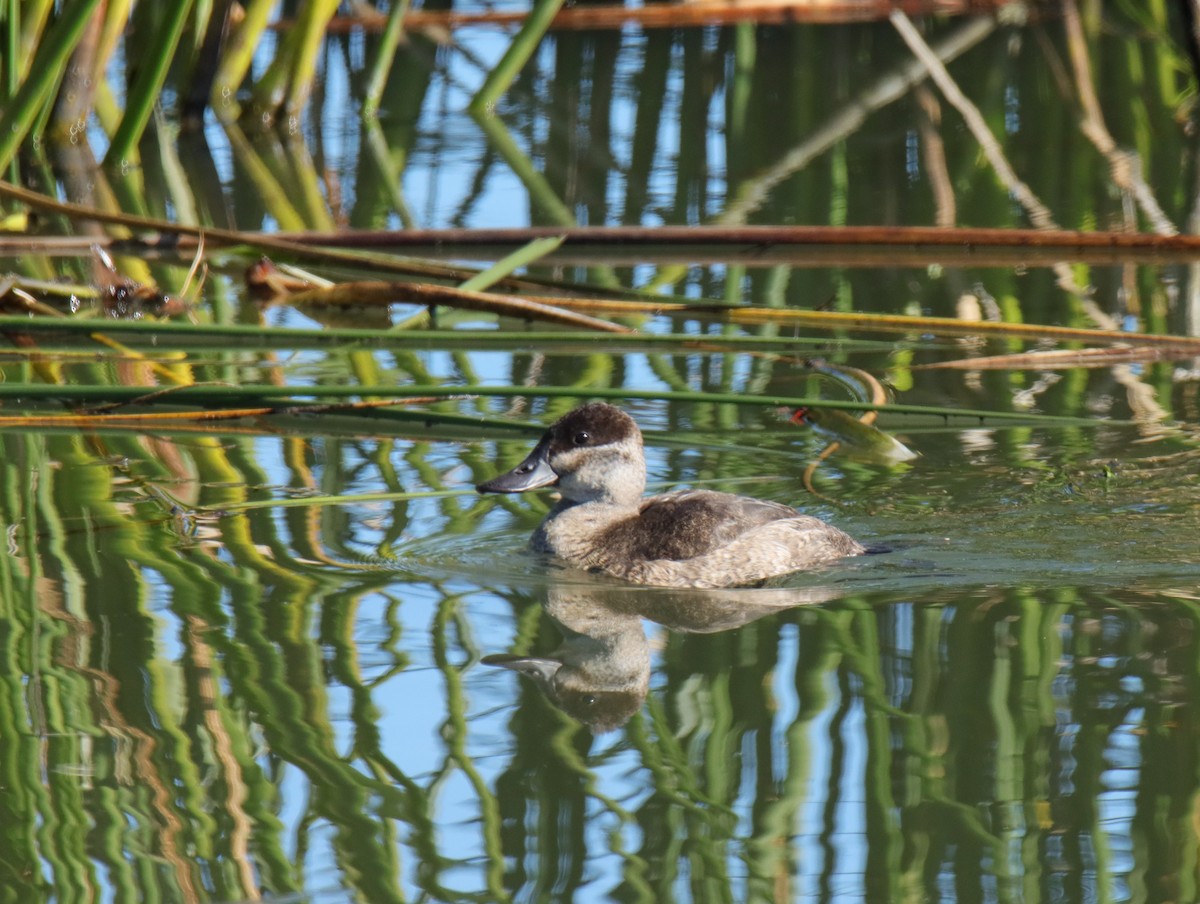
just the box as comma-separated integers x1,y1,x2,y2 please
603,490,792,560
596,490,863,587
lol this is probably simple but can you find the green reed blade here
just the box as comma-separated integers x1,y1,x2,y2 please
16,0,54,77
103,0,196,167
283,0,341,115
458,235,566,293
3,0,19,108
245,9,300,116
210,0,275,120
0,0,105,172
470,113,620,289
219,120,307,230
0,381,1131,426
362,0,411,119
468,0,567,115
471,113,575,225
0,315,896,351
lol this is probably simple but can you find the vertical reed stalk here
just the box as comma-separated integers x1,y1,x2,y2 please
283,0,341,117
0,0,105,171
3,0,18,102
183,0,236,123
16,0,55,77
103,0,196,168
91,0,134,92
469,0,566,115
362,0,411,119
210,0,275,120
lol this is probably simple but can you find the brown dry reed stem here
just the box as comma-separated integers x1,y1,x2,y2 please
187,615,259,898
0,396,462,428
273,280,630,333
720,14,995,225
915,85,956,227
14,225,1200,267
889,8,1056,229
889,8,1101,311
255,224,1200,256
0,180,506,283
529,296,1200,350
914,345,1200,370
1060,0,1177,236
801,362,890,498
51,1,103,133
329,0,1029,33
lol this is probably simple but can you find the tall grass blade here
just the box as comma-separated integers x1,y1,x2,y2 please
0,0,105,171
256,278,629,331
362,0,411,119
458,236,566,292
210,0,276,120
0,382,1130,426
15,0,55,77
284,0,341,116
103,0,196,167
3,0,18,118
468,0,567,115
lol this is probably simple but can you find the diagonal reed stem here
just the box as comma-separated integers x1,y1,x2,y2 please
0,0,105,171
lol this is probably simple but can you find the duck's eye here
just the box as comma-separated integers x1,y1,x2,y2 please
572,431,590,446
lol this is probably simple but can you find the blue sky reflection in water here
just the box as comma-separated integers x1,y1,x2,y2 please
6,3,1200,903
322,408,1200,902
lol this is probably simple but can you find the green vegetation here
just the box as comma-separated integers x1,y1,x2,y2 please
0,1,1198,900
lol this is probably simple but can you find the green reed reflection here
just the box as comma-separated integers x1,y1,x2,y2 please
1,402,1199,902
1,2,1199,902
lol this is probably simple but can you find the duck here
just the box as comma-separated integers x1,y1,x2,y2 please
483,579,852,731
476,402,864,588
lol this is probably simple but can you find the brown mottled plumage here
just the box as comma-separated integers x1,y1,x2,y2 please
477,402,864,588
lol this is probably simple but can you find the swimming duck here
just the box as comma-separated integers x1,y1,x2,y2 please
476,402,864,588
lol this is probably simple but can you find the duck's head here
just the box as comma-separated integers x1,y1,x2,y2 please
476,402,646,505
481,652,647,733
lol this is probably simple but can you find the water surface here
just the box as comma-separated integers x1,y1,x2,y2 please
5,5,1200,902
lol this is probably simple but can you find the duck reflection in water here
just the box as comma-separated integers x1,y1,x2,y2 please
477,403,863,589
483,580,845,732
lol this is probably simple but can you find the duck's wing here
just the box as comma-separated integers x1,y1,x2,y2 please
623,490,799,561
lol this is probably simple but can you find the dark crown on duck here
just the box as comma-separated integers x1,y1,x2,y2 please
543,403,640,454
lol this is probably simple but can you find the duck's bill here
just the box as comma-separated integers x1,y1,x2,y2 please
481,654,562,683
476,442,559,494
